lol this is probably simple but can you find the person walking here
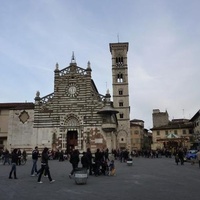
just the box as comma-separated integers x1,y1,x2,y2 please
31,146,39,176
22,149,27,161
3,149,10,165
69,149,80,178
175,153,179,165
178,148,184,165
17,148,22,166
9,149,18,179
37,147,55,184
196,150,200,168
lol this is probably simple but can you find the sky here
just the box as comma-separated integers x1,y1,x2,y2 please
0,0,200,129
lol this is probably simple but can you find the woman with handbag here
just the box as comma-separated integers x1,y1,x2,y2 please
37,147,55,184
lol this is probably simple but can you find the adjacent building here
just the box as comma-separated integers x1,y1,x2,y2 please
151,109,193,150
190,110,200,149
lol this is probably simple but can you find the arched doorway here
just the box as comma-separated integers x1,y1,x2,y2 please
66,130,78,154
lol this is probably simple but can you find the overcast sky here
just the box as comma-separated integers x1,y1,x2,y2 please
0,0,200,129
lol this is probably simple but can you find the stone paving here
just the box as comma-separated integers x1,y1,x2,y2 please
0,157,200,200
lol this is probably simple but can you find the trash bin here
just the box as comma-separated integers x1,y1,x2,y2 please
127,158,133,166
74,168,88,185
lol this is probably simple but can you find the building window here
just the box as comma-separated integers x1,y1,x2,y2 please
116,57,123,67
182,129,187,134
174,130,177,135
119,101,123,107
156,131,160,136
165,130,168,136
134,130,139,134
119,89,123,95
117,73,123,83
119,113,124,118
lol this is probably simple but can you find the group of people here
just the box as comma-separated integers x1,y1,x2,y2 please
7,146,117,183
6,146,54,183
175,148,200,167
174,148,185,165
69,148,116,177
1,148,27,166
8,148,26,179
8,146,200,184
30,146,55,183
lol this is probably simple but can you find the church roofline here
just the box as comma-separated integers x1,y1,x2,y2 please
0,102,34,110
109,42,129,52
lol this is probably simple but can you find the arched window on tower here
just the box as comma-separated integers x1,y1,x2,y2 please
119,100,123,107
119,112,124,119
116,57,124,67
119,89,123,95
117,73,123,83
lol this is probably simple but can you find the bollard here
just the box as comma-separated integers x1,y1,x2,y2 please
74,168,88,185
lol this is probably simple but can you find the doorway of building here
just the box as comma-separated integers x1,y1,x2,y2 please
66,130,78,154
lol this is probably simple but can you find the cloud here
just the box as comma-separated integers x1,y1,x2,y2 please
0,0,200,129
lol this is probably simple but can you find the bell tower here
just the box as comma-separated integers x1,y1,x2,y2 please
109,42,131,150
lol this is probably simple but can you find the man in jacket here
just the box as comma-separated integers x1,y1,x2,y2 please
31,146,39,176
9,149,18,179
69,149,80,178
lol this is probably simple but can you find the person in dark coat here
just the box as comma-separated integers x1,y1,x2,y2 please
3,149,10,165
22,149,27,161
86,148,93,175
9,149,18,179
37,147,55,184
17,148,22,165
178,148,184,165
81,152,90,169
69,149,80,178
31,146,39,176
59,150,64,162
94,148,102,176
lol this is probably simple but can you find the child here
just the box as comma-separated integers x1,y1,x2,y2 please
101,160,109,175
109,160,116,176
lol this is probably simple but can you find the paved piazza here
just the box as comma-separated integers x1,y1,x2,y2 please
0,156,200,200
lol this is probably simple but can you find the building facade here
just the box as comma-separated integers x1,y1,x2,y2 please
0,103,34,152
0,42,132,153
130,119,144,150
110,43,131,150
130,119,152,151
190,110,200,149
151,109,193,150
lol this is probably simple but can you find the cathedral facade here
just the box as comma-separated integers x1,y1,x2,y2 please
1,42,131,153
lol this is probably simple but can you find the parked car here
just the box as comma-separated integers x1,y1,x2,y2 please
185,150,198,160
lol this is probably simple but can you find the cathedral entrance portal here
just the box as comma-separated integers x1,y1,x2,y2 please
66,130,78,154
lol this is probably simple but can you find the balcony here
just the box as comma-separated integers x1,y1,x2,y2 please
102,123,117,132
